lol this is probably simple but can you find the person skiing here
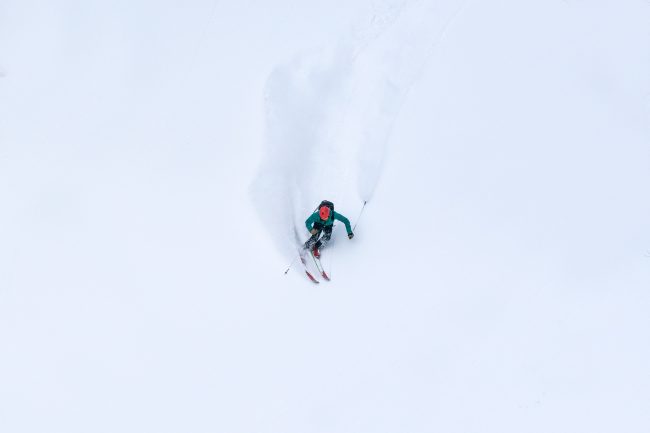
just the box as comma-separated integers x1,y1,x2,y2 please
303,200,354,258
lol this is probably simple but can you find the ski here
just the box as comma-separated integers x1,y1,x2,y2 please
292,226,319,284
300,254,319,284
310,251,330,281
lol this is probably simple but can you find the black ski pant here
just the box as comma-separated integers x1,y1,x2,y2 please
303,223,333,251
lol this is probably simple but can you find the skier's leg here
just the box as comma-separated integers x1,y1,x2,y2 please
303,222,324,250
315,226,333,249
303,232,320,250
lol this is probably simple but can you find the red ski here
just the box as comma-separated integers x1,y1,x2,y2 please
300,255,319,284
310,251,330,281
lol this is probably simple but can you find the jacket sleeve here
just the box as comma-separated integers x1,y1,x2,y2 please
333,211,353,234
305,213,317,231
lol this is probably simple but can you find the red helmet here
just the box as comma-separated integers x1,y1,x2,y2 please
319,206,331,220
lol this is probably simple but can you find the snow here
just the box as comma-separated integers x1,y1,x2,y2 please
1,1,650,432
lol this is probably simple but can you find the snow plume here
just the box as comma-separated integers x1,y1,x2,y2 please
251,0,466,256
250,47,354,258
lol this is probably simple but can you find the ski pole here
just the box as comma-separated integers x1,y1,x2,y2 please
352,200,368,232
284,254,300,274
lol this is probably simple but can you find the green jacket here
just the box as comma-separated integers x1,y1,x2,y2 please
305,210,353,235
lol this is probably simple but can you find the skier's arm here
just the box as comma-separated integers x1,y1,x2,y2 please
305,213,318,232
333,212,353,235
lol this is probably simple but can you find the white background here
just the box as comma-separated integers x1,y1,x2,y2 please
1,1,649,432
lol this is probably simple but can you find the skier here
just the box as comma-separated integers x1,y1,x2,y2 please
303,200,354,258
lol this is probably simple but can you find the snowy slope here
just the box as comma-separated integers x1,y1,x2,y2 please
1,1,650,432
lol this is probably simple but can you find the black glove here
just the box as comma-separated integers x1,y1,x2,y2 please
348,232,354,239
